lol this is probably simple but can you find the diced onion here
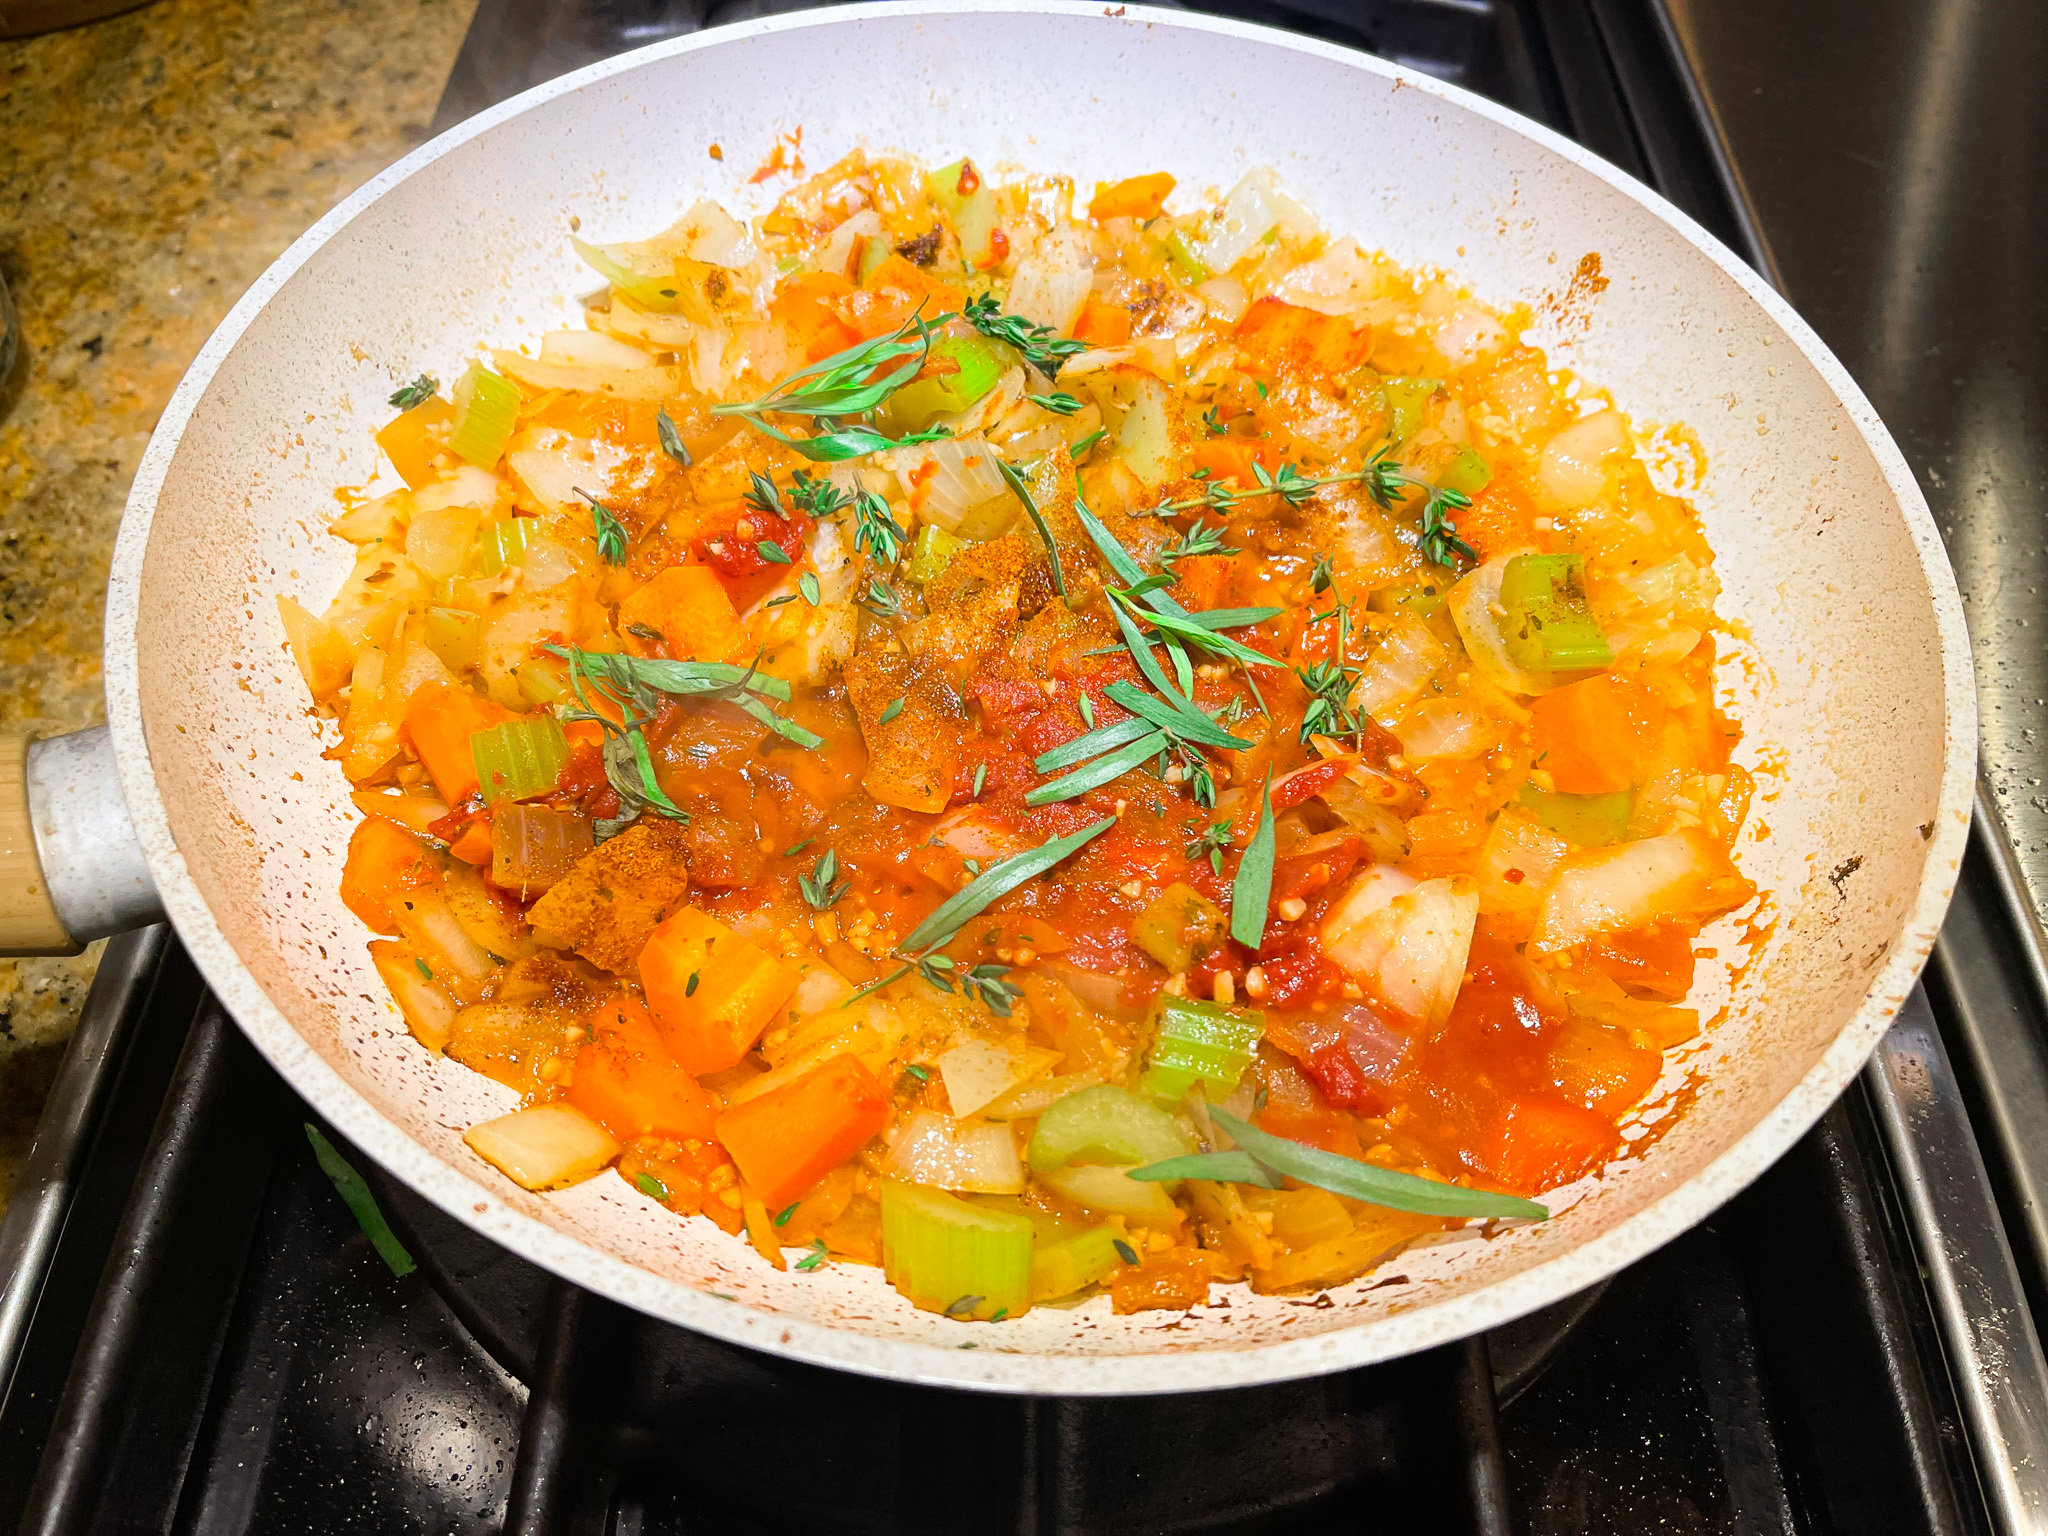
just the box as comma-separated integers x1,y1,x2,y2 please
1272,237,1378,317
1472,810,1574,926
1007,226,1093,339
1531,829,1751,953
886,1110,1026,1194
369,939,459,1052
1351,614,1445,722
982,1070,1105,1122
1320,870,1477,1028
887,436,1008,532
810,208,882,279
1193,276,1249,324
537,329,657,370
465,1102,619,1191
1537,409,1629,507
494,349,678,402
669,198,754,267
1195,169,1284,273
1397,698,1500,761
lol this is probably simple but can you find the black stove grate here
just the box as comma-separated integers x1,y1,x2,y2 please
0,2,2022,1532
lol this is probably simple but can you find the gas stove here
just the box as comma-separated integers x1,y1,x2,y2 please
4,2,2047,1531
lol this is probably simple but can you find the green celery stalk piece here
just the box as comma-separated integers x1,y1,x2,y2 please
462,516,537,578
1440,444,1493,498
470,715,570,803
448,365,520,468
1498,552,1614,674
1518,782,1633,847
1026,1085,1192,1174
423,606,481,672
1137,995,1266,1101
1210,1107,1549,1220
906,522,968,586
571,236,691,313
1381,376,1441,445
1028,1218,1128,1302
880,1179,1033,1321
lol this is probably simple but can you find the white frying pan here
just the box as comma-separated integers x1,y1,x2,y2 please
0,2,1972,1394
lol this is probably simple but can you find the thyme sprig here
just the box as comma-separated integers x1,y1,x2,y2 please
1152,448,1476,570
577,488,629,566
844,817,1117,1016
799,849,849,910
387,374,437,410
712,309,957,462
962,292,1087,378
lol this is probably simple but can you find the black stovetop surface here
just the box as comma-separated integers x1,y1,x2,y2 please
0,1,2025,1531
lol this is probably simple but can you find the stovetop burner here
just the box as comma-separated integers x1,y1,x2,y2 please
2,1,2044,1531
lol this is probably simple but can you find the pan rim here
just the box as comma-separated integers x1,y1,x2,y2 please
101,0,1976,1394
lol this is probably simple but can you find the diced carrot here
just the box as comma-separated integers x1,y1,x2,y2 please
400,681,513,806
769,271,861,361
640,906,801,1074
1072,298,1133,348
1529,675,1666,794
339,817,436,935
1088,172,1176,222
1486,1095,1618,1196
1452,479,1539,564
1190,435,1276,486
1172,552,1236,611
1109,1249,1211,1314
617,564,749,664
713,1052,889,1207
568,997,720,1143
1582,923,1697,999
832,255,966,339
375,397,455,490
1236,297,1372,374
445,813,494,867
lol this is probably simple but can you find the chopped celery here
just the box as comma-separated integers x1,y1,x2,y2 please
423,606,481,671
1367,582,1446,620
1027,1086,1192,1174
1440,445,1492,498
1028,1216,1127,1302
906,523,967,586
879,1178,1033,1321
462,516,537,578
883,334,1013,432
1043,1162,1181,1226
925,160,1001,268
1137,995,1266,1102
514,659,568,706
1498,552,1614,674
571,237,688,314
470,715,570,803
855,234,891,284
448,365,520,469
1519,782,1632,847
1381,376,1441,445
1165,227,1213,283
1130,882,1229,973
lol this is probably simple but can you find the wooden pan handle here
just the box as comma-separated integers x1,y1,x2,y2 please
0,733,81,955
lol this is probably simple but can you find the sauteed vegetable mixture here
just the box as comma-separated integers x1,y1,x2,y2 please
283,153,1755,1319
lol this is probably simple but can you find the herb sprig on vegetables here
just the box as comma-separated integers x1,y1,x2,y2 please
962,292,1087,378
387,374,437,411
577,488,630,566
845,817,1117,1015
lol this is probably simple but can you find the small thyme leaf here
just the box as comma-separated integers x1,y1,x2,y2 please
972,762,988,798
800,849,850,910
878,696,905,724
685,972,700,997
1029,391,1084,416
635,1172,670,1201
387,374,437,410
656,406,693,466
773,1202,799,1227
798,571,822,606
578,488,629,565
962,292,1087,377
756,539,793,565
794,1239,828,1272
1112,1239,1139,1266
1201,404,1227,436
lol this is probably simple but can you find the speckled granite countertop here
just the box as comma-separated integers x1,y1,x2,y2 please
0,0,477,1211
